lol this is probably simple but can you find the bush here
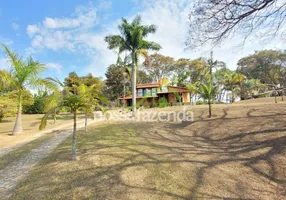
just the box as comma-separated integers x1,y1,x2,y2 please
0,110,4,122
23,94,45,114
158,97,169,108
196,100,207,105
151,97,158,108
0,94,18,121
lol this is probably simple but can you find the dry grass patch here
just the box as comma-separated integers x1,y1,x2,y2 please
0,113,85,149
7,100,286,200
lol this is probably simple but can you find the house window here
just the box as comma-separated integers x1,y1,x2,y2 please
152,88,157,96
161,86,168,92
138,89,143,96
145,88,151,96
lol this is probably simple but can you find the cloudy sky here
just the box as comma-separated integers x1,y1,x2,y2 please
0,0,284,81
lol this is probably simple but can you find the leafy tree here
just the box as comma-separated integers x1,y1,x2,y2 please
237,50,286,85
137,70,153,84
104,64,131,101
188,58,210,84
1,45,54,135
64,72,81,94
143,53,174,82
0,93,18,121
23,91,48,114
81,73,103,87
172,58,192,87
188,0,286,47
105,15,161,117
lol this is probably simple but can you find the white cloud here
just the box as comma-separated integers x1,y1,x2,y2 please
11,22,19,30
138,0,286,69
46,62,62,73
27,25,40,37
25,3,116,77
26,4,97,52
26,0,286,78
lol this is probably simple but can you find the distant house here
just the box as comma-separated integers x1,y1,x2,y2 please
119,80,190,107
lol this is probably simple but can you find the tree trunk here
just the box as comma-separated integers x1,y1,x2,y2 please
231,88,234,103
208,98,212,118
122,83,125,113
12,91,23,135
274,90,277,104
281,88,284,101
53,109,56,124
131,53,137,117
72,110,77,160
85,113,87,133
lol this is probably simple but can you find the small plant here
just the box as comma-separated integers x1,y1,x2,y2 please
196,100,207,105
158,97,169,108
151,97,158,108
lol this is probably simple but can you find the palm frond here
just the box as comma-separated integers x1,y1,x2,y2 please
39,105,63,130
139,40,161,51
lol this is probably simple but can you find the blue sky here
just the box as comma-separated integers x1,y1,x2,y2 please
0,0,284,81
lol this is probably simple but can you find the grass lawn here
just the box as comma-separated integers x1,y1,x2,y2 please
0,113,85,149
7,98,286,199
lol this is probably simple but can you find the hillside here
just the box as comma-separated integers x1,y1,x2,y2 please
6,98,286,199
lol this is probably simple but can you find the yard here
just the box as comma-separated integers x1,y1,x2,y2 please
0,113,85,149
7,98,286,200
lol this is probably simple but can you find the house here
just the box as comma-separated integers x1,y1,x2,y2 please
119,80,190,107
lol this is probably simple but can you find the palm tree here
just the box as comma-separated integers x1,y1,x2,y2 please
39,81,106,160
224,72,246,103
187,81,199,105
1,44,54,135
43,89,62,124
224,72,238,103
105,15,161,117
197,82,218,118
78,84,107,133
116,54,131,112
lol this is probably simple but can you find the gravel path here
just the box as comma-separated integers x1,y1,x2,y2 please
0,119,84,158
0,129,72,199
0,115,104,199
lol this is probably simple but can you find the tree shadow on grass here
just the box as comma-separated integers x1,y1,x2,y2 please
8,107,286,200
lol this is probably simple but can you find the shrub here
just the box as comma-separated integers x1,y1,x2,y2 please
23,96,45,114
158,97,169,108
196,100,207,105
0,110,4,122
151,97,158,108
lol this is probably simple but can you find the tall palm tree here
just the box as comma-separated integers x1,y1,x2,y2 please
1,44,53,135
105,15,161,117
